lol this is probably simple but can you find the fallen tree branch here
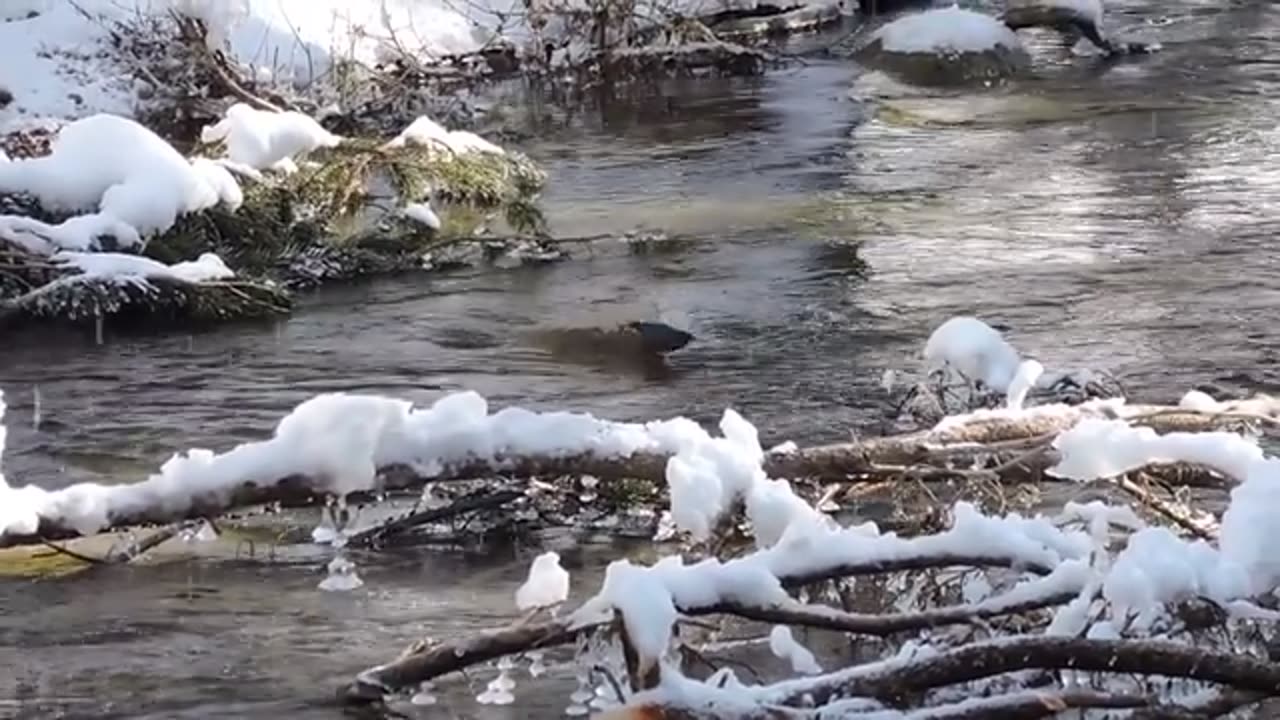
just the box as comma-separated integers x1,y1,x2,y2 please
1132,688,1266,719
903,690,1148,720
5,400,1267,548
771,636,1280,706
600,689,1148,720
345,489,524,548
339,554,1063,702
1118,473,1220,541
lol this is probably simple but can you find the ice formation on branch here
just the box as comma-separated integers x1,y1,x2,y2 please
0,115,242,252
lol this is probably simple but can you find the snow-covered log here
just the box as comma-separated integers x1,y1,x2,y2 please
3,388,1271,549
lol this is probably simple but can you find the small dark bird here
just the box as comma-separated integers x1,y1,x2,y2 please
624,321,694,355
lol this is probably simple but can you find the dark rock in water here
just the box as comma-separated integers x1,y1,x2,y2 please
625,321,694,355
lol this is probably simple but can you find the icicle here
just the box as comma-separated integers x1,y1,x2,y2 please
564,670,593,716
527,650,547,678
476,657,517,705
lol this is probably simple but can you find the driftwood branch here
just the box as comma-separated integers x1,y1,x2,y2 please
6,401,1263,549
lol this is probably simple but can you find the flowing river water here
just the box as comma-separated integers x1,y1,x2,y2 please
4,0,1280,716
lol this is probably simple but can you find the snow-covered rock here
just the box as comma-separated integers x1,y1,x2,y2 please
855,7,1032,86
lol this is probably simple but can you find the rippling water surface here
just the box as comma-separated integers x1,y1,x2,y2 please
4,1,1280,716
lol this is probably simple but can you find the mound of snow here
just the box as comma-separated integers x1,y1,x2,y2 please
385,116,507,157
200,103,341,173
0,114,242,251
924,316,1023,392
873,7,1024,55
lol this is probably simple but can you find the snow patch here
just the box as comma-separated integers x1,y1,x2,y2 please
1050,418,1263,482
200,103,341,173
924,316,1022,393
0,2,138,131
1103,527,1247,630
874,7,1024,56
0,114,242,251
385,116,508,157
54,250,235,283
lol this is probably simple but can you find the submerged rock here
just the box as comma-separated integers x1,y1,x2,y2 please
853,7,1032,86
